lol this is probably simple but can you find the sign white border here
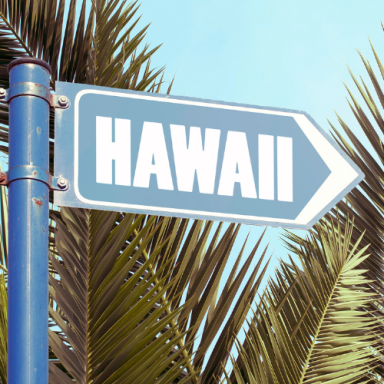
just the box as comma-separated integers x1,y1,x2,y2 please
74,90,359,227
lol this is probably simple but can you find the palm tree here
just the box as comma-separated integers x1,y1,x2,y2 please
0,1,271,382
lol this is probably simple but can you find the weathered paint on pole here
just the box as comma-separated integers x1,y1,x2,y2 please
7,58,51,383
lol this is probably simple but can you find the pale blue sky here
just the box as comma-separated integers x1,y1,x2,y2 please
137,0,382,123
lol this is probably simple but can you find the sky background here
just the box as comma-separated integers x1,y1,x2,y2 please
71,0,384,368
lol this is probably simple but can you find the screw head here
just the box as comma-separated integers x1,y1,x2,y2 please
0,172,6,183
57,177,67,188
58,96,68,107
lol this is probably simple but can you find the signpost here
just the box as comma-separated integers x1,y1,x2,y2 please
6,58,51,383
3,58,364,383
55,82,363,229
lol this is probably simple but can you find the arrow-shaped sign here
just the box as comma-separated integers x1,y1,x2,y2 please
54,82,363,229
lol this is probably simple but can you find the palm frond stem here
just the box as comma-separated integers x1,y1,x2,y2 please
132,227,199,382
298,268,339,383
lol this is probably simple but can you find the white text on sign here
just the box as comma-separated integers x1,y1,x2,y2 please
95,116,293,202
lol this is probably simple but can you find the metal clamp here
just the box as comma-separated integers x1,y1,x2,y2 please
0,82,69,109
0,165,69,191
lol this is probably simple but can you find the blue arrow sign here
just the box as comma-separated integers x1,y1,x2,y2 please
54,82,363,229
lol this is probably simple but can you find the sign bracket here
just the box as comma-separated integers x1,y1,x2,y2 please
0,165,68,191
0,82,70,108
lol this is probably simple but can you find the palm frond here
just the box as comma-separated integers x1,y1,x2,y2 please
325,39,384,296
49,208,195,383
321,29,384,381
49,208,271,383
229,220,383,384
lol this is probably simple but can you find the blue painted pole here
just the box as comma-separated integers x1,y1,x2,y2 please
7,58,51,383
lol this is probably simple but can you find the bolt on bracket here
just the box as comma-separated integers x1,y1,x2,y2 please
0,83,69,109
0,165,69,191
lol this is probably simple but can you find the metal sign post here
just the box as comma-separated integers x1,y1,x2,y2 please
6,58,51,383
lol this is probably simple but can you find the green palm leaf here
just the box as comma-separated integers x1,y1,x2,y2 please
322,29,384,381
326,41,384,303
228,220,383,383
49,208,193,383
49,208,270,383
